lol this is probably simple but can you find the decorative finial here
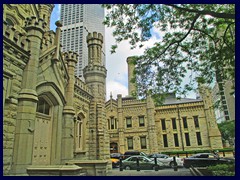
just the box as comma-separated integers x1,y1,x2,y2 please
55,20,62,27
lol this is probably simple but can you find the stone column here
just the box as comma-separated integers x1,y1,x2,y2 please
127,56,137,96
53,20,62,61
117,94,125,154
12,17,46,174
146,95,159,153
62,52,78,163
199,85,223,149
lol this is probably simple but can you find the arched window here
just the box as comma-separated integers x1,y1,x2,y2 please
6,18,14,26
37,97,50,115
75,114,84,150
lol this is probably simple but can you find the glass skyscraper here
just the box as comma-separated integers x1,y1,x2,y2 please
60,4,105,78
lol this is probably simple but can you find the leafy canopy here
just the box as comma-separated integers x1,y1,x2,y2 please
217,120,235,144
103,4,235,99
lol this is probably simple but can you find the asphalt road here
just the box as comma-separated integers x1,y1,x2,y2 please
107,167,193,176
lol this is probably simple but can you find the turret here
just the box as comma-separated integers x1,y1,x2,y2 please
83,32,109,161
38,4,55,31
87,32,103,66
83,32,107,100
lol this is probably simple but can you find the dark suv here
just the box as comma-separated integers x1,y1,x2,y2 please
122,151,147,159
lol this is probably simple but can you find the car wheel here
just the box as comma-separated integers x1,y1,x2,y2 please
125,166,131,170
170,161,175,168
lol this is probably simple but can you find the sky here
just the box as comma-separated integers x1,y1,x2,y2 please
50,4,197,101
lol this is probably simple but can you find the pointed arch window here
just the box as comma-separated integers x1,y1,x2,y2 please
37,97,50,115
6,18,14,26
75,114,84,150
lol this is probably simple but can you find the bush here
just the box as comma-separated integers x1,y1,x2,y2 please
207,164,235,176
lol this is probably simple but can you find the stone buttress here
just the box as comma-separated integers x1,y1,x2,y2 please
12,16,47,174
199,85,223,149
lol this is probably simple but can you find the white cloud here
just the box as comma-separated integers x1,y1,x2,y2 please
106,81,128,100
105,26,161,100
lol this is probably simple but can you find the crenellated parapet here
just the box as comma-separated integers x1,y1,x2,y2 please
83,65,107,77
24,16,47,34
74,77,93,104
122,98,146,106
87,31,103,44
63,51,79,65
75,77,91,94
3,20,30,52
155,102,205,116
38,4,54,31
41,31,55,51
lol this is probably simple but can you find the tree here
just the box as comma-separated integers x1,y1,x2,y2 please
217,120,235,146
103,4,235,101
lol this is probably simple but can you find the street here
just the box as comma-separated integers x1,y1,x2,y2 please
107,167,193,176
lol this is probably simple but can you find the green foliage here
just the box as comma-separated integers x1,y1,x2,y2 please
207,164,235,176
103,4,235,100
218,120,235,144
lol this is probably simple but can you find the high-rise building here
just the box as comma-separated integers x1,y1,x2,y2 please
60,4,105,78
212,81,235,123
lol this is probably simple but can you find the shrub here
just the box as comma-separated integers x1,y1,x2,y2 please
207,164,235,176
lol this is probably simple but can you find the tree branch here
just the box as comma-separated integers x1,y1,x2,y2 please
158,13,200,58
223,23,235,53
192,28,215,41
166,4,235,19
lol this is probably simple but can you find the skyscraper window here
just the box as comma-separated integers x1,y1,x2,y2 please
60,4,105,79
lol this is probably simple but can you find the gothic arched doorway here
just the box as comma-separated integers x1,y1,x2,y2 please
110,142,118,153
32,96,53,165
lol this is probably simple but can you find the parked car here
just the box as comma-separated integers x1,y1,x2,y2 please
111,158,120,168
110,153,122,159
183,153,235,168
122,155,164,170
110,153,122,168
122,151,147,160
148,153,183,167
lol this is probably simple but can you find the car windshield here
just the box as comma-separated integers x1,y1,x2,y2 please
125,156,152,162
140,152,147,157
150,154,169,158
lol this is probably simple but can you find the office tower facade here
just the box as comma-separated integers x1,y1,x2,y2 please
212,81,235,123
60,4,105,78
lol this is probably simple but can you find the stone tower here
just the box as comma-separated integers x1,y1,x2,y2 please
199,85,223,149
146,95,159,153
127,56,137,96
83,32,110,160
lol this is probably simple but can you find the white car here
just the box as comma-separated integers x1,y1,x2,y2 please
148,154,183,167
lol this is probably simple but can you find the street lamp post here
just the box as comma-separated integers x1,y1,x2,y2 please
177,105,185,151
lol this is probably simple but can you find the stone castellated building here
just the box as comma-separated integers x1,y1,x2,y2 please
3,4,223,176
106,56,223,154
3,4,110,176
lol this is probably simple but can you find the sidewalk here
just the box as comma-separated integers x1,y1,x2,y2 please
107,168,193,176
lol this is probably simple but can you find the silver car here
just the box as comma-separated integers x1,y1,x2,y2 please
122,155,164,170
148,154,183,167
